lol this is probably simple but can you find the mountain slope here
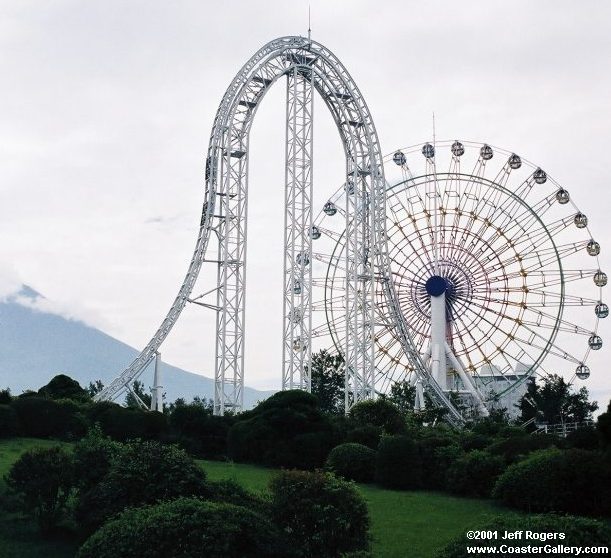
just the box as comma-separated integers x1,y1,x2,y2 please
0,287,274,408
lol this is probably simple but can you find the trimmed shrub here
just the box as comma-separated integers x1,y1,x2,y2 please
417,430,460,490
0,404,18,437
269,470,370,558
375,435,422,490
437,514,611,557
78,497,282,558
73,425,122,492
6,446,74,533
486,433,558,463
326,443,376,483
227,390,335,469
205,479,269,513
492,448,611,515
75,439,208,534
447,450,505,497
349,399,405,435
346,424,383,450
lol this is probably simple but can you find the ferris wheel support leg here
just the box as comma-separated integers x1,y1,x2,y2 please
282,66,314,392
150,351,163,413
445,344,489,417
414,378,426,411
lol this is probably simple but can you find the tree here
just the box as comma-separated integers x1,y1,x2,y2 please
517,375,598,425
6,446,75,533
86,380,104,398
309,350,345,414
124,380,152,409
227,390,336,469
349,399,405,435
38,374,88,401
383,380,416,415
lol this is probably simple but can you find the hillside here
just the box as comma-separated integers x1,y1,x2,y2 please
0,286,274,407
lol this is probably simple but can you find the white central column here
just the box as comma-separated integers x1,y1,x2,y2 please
427,275,448,390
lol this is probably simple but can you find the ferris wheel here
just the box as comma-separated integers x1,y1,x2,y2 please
310,140,607,416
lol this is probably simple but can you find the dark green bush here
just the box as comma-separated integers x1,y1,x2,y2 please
486,433,558,463
447,450,505,497
492,448,611,515
375,435,422,490
0,404,17,437
269,470,370,558
326,443,376,483
437,514,611,557
0,388,11,404
349,399,405,435
168,403,231,458
565,425,600,450
597,400,611,447
205,479,269,513
458,432,492,452
346,424,384,449
75,439,208,534
73,425,122,492
12,396,86,439
78,497,282,558
227,390,335,469
86,401,168,441
6,445,74,533
417,430,461,490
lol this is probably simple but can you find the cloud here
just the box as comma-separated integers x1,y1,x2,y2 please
0,263,23,300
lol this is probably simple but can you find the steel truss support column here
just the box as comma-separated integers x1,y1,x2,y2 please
282,67,314,391
344,165,376,412
214,126,248,416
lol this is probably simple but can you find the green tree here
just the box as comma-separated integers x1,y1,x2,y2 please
517,375,598,425
349,399,405,435
124,380,152,409
38,374,88,401
309,350,345,414
383,380,416,415
6,446,75,533
86,379,104,398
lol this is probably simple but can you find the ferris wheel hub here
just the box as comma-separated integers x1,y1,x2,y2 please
426,275,448,297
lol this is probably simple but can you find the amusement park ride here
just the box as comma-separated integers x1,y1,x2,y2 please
94,36,606,426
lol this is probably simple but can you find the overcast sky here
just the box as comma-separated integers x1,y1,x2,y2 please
1,0,610,408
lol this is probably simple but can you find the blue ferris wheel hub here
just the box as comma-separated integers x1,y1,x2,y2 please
426,275,448,297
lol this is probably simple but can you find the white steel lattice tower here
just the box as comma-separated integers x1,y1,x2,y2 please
282,67,314,391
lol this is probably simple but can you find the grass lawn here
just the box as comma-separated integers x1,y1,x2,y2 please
0,438,79,558
0,439,519,558
199,459,516,558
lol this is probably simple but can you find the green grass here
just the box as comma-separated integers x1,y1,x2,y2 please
0,438,78,558
199,459,515,558
0,439,516,558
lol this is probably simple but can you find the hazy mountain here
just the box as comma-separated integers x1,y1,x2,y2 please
0,286,274,408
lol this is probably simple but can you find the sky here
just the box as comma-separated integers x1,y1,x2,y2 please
1,0,610,408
